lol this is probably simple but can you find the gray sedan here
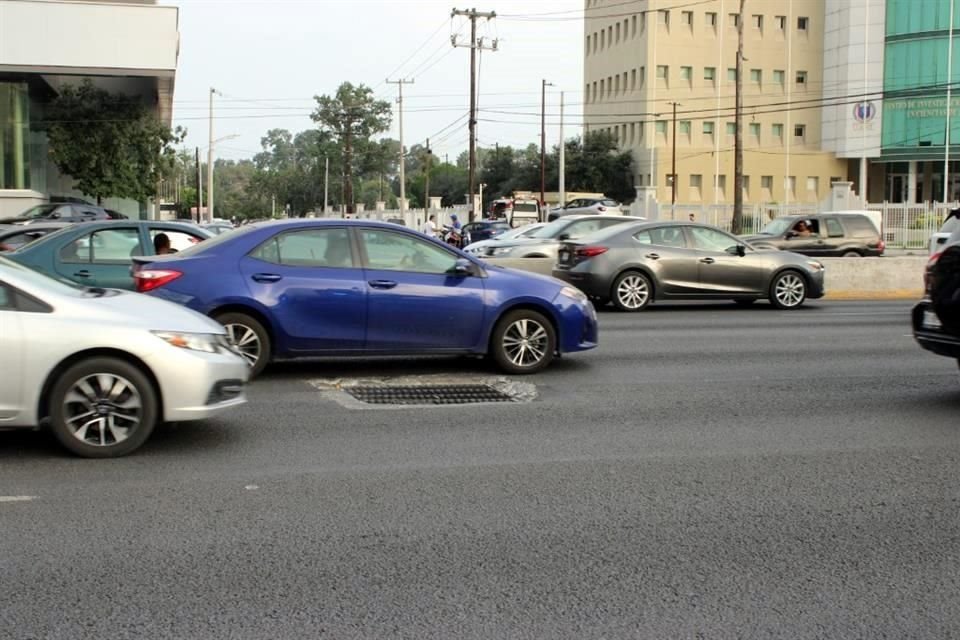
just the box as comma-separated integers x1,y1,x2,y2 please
552,221,826,310
480,214,643,261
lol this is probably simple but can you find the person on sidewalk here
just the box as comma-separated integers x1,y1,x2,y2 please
422,215,437,238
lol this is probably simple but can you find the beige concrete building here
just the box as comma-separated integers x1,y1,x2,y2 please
584,0,847,205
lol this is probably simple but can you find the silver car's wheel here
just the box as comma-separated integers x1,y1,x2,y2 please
612,272,652,311
491,309,556,374
770,271,807,309
49,357,158,458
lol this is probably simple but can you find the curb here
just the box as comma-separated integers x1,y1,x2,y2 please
823,290,922,301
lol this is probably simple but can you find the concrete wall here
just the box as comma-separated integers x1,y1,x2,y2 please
486,256,927,300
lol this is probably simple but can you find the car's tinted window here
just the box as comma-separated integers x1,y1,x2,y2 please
602,199,619,206
690,227,739,252
648,226,687,248
0,231,47,250
825,218,845,238
251,228,354,268
91,228,140,263
564,218,611,239
843,216,878,237
361,229,456,274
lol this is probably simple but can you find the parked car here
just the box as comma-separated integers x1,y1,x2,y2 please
2,203,112,225
480,215,643,261
741,213,884,257
6,220,212,290
203,221,236,236
463,222,547,256
131,219,599,377
913,224,960,380
547,198,622,221
929,211,960,255
0,256,247,457
104,209,129,220
462,220,511,245
0,222,68,252
553,221,826,311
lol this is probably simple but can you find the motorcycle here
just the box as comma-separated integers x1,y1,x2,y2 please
442,224,466,248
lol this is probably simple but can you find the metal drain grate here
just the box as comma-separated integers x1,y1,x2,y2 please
345,384,516,405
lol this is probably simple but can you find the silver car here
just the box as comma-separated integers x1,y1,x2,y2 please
0,257,248,458
481,215,644,261
463,222,547,256
930,214,960,255
548,197,622,221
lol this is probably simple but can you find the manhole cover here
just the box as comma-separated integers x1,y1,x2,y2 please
345,384,516,406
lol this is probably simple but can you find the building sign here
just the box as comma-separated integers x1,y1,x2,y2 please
853,101,877,123
885,96,960,119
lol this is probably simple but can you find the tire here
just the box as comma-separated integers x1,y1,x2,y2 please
490,309,557,375
769,270,807,310
842,250,862,258
733,299,756,307
216,312,271,378
49,357,158,458
611,271,652,312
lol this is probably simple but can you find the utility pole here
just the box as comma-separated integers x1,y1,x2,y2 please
425,137,432,210
195,146,202,223
207,87,218,223
323,156,329,214
732,0,746,234
452,8,497,222
670,102,680,205
541,79,555,211
559,91,566,208
386,77,414,217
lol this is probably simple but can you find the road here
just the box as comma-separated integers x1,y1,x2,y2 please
2,300,959,639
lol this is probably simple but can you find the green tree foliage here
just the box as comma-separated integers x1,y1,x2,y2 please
40,80,184,204
311,82,392,213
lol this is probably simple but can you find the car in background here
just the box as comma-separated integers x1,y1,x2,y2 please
6,220,212,290
547,197,622,221
105,209,129,220
913,224,960,381
0,256,247,458
741,213,884,257
2,203,112,225
930,212,960,255
203,221,236,236
480,215,643,261
553,221,825,311
462,220,511,246
0,222,68,252
463,222,547,256
132,219,598,377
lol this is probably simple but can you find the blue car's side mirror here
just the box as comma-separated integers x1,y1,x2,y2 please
450,258,473,277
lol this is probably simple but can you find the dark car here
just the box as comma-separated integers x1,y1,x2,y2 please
462,220,511,245
131,219,599,377
741,213,884,257
2,203,113,226
0,222,69,252
912,226,960,380
553,221,826,311
6,220,212,290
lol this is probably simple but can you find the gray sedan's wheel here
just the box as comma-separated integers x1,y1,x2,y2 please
491,309,556,374
769,271,807,309
612,271,652,312
842,250,862,257
49,357,158,458
216,312,270,378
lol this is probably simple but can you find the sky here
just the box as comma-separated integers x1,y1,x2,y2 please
167,0,585,163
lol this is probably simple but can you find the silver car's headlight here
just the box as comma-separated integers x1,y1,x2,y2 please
806,260,825,271
560,286,588,303
492,246,516,256
152,331,224,354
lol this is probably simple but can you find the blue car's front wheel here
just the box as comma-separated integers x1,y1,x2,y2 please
490,309,556,375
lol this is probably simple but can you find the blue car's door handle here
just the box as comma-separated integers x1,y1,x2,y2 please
252,273,282,283
368,279,398,290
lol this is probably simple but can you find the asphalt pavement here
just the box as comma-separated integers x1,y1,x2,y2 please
2,300,959,639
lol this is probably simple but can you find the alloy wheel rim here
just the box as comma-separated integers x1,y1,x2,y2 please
63,374,142,447
617,275,649,309
225,323,261,367
503,318,549,367
775,274,805,307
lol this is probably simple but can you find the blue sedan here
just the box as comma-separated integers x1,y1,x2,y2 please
133,219,598,377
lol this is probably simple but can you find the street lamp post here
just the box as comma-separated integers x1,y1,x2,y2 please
206,133,239,222
541,79,555,210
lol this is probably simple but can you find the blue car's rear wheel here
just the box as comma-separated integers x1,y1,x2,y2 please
491,309,556,375
216,312,270,378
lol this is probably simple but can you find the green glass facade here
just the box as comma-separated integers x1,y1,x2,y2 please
0,82,31,190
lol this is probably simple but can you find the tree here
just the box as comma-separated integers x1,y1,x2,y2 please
561,132,634,203
40,79,184,204
311,82,391,213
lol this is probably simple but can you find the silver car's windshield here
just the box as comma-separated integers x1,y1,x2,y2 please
528,218,578,239
760,218,796,236
0,255,87,295
940,216,960,235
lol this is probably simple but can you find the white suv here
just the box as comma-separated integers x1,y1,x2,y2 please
548,198,622,221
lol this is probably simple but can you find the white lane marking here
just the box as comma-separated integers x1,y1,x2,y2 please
0,496,36,503
244,485,259,491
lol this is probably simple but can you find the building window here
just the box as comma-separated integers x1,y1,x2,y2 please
655,120,668,135
632,15,637,37
623,71,628,92
680,66,693,82
749,122,761,139
807,176,819,193
752,14,763,30
657,65,669,80
640,13,646,32
639,66,645,86
772,123,784,139
615,75,621,93
796,70,807,86
786,176,797,196
727,68,737,82
775,15,786,30
703,121,715,135
631,69,637,90
794,124,806,140
658,10,670,26
750,69,762,83
599,79,605,99
600,30,605,49
616,22,621,43
706,11,717,27
742,175,751,197
728,13,740,27
0,83,31,190
798,16,809,31
679,121,692,135
682,11,693,26
704,66,716,81
726,122,737,136
690,174,703,200
773,69,785,86
630,122,636,143
761,175,773,192
717,174,727,199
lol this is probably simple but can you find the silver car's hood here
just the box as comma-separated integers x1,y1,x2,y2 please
487,237,555,249
57,289,226,334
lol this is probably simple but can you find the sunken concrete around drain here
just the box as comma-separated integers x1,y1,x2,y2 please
308,374,538,410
